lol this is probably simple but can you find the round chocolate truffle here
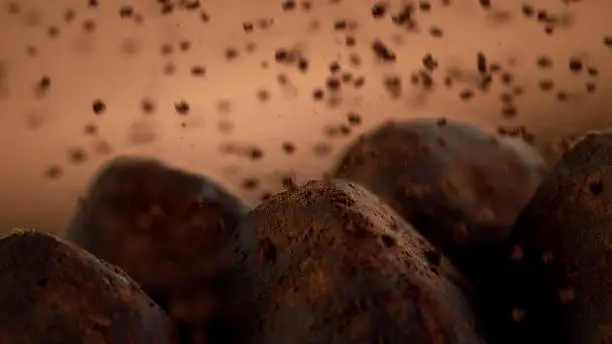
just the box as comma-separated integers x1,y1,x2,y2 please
65,156,250,344
334,118,547,249
233,179,487,344
333,118,547,340
506,131,612,344
0,230,178,344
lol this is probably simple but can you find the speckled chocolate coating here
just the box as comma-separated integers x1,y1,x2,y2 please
506,131,612,344
233,179,487,344
333,118,547,341
65,156,250,344
334,118,547,249
0,230,177,344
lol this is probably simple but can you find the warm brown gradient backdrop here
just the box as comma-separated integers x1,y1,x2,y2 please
0,0,610,234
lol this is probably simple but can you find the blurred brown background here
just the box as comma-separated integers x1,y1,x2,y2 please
0,0,610,234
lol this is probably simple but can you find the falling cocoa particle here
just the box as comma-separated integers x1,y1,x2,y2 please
242,42,255,53
301,1,312,11
489,63,501,73
282,0,296,11
354,76,366,88
274,48,294,63
26,45,38,57
512,86,524,96
604,36,612,47
326,77,341,91
371,2,387,18
500,92,513,104
478,0,491,9
190,65,206,77
38,75,51,91
67,147,87,164
199,11,210,22
349,53,361,67
477,53,488,73
436,117,448,127
329,62,341,73
429,27,443,38
225,48,239,60
160,44,173,56
347,112,361,125
479,74,493,91
174,101,190,115
521,4,534,17
313,142,332,156
178,40,191,52
501,104,517,118
119,6,134,19
312,88,324,100
277,73,289,85
82,19,96,33
298,58,309,72
568,58,583,73
160,4,174,15
341,72,353,83
422,54,438,71
163,62,175,75
392,4,416,29
538,79,554,91
556,91,568,101
248,147,264,160
384,76,402,98
140,98,155,114
44,165,62,179
500,72,513,85
7,2,20,14
443,76,453,88
217,120,233,134
419,2,431,12
281,175,296,190
419,71,434,89
84,123,98,136
459,89,474,100
345,36,356,47
183,0,201,10
282,142,295,154
587,67,599,77
537,10,548,21
371,40,396,62
92,99,106,115
544,25,554,35
133,13,144,24
243,22,254,32
585,82,597,94
241,177,259,190
88,0,98,7
256,89,270,102
536,56,553,69
260,192,272,202
333,20,347,30
217,100,232,114
47,26,60,38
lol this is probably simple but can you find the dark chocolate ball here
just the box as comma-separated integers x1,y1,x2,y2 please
65,156,250,344
0,230,178,344
233,179,487,344
334,118,547,249
506,131,612,344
